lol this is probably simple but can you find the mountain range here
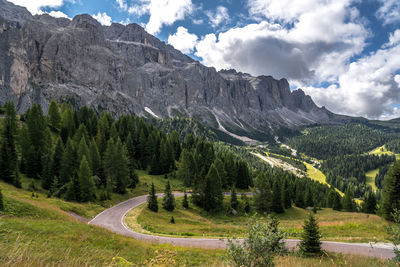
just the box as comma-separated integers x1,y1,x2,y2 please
0,0,349,140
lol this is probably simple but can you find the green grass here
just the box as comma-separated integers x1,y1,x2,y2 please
304,161,327,184
370,145,400,160
0,177,393,266
130,198,391,243
0,169,186,220
366,168,379,191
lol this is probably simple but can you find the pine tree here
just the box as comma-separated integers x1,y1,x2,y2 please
169,131,181,161
176,149,196,187
254,173,272,213
60,139,77,186
282,178,292,209
382,161,400,220
362,191,377,214
78,156,96,202
0,101,18,185
304,187,314,207
230,185,238,210
51,137,64,180
182,191,189,209
214,157,227,188
65,175,81,202
236,160,252,189
89,139,101,178
203,164,223,212
343,187,355,212
77,137,90,167
271,180,284,213
103,138,130,194
295,186,305,209
162,180,176,211
0,187,4,211
332,191,342,211
25,104,48,178
41,157,54,190
147,182,158,212
48,100,61,131
299,212,322,256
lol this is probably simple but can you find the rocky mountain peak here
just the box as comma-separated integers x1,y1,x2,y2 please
0,0,349,140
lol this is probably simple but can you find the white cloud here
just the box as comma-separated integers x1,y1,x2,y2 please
92,12,112,26
128,0,194,35
195,0,367,82
376,0,400,25
385,29,400,48
205,6,230,28
115,0,128,10
168,26,198,54
303,36,400,119
48,10,70,19
8,0,63,15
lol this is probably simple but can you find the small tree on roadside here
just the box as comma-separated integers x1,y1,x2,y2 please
227,216,286,267
182,191,189,209
241,193,252,213
387,209,400,262
0,187,4,211
148,182,158,212
162,180,176,211
298,212,322,257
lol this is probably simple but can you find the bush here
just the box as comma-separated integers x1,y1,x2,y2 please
227,216,286,267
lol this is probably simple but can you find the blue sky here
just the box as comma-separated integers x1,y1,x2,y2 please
8,0,400,120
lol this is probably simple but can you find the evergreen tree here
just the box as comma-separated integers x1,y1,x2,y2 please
25,104,48,178
169,130,181,161
0,187,4,211
77,137,90,167
295,185,305,209
182,191,189,209
282,178,292,209
299,212,322,256
254,173,272,213
362,191,377,214
60,139,77,186
162,180,176,211
147,182,158,212
89,139,101,178
78,156,96,202
176,149,196,187
41,157,53,190
230,185,238,210
0,101,18,185
343,187,355,212
236,160,252,189
271,180,284,213
332,191,342,211
214,157,227,188
382,161,400,220
203,164,223,212
51,138,64,180
60,105,76,143
47,100,61,131
304,187,314,207
65,175,81,202
103,138,130,194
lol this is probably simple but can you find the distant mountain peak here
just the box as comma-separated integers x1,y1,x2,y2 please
0,0,349,140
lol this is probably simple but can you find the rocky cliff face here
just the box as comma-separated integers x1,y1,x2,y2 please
0,0,348,139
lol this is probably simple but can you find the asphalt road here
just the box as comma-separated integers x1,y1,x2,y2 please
89,193,396,259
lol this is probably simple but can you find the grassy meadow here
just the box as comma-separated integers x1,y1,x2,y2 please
129,197,391,243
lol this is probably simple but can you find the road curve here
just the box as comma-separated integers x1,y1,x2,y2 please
89,193,395,259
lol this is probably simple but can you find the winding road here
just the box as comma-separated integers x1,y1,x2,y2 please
89,193,395,259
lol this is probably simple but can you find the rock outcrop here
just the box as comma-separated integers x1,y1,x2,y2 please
0,0,348,139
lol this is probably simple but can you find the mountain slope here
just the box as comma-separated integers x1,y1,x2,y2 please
0,0,349,139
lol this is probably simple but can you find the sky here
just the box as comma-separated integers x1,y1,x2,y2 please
8,0,400,120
